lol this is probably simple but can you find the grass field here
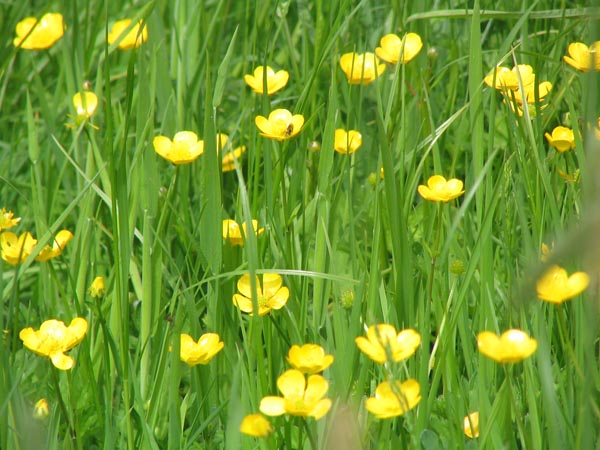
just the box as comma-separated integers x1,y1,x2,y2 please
1,1,600,449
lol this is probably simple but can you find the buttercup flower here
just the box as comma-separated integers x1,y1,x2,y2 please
13,13,64,50
545,126,575,153
259,369,332,419
180,333,224,366
239,413,273,437
540,243,553,262
0,208,21,231
483,64,535,91
73,92,98,122
1,230,73,265
88,276,106,298
418,175,465,202
334,129,363,154
536,265,589,304
340,52,385,85
287,344,334,374
255,109,304,141
153,131,204,165
477,329,537,363
215,134,247,172
222,219,264,246
244,66,289,95
365,379,421,419
233,273,289,316
107,19,148,50
375,33,423,64
19,318,88,370
33,398,50,419
355,324,421,364
463,411,480,439
511,81,552,105
564,42,600,72
35,230,74,262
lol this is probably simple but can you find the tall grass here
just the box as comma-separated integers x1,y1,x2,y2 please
1,0,599,449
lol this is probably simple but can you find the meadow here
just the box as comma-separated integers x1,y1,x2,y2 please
1,0,600,449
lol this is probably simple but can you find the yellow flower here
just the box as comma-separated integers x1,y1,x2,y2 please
244,66,289,95
107,19,148,50
477,329,537,363
222,219,264,246
544,126,575,153
35,230,74,262
334,129,362,154
483,64,535,91
339,52,385,85
88,276,106,298
511,81,552,105
259,369,332,419
365,379,421,419
1,230,73,265
73,92,98,121
215,134,247,172
375,33,423,64
239,413,273,437
233,273,289,316
153,131,204,165
0,208,21,231
540,243,553,262
536,265,589,304
355,324,420,364
564,42,600,72
13,13,64,50
19,318,88,370
255,109,304,141
463,411,480,439
33,398,50,419
179,333,224,366
417,175,465,202
287,344,334,374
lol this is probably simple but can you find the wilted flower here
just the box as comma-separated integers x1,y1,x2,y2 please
244,66,289,95
107,19,148,50
73,92,98,121
88,276,106,298
179,333,224,366
477,329,537,363
13,13,64,50
259,369,332,419
287,344,334,374
545,126,576,152
417,175,465,202
239,413,273,437
355,324,420,364
33,398,50,419
233,273,289,316
536,265,589,304
564,42,600,72
153,131,204,165
19,318,88,370
222,219,264,246
334,129,362,154
366,379,421,419
255,109,304,141
339,52,385,85
375,33,423,64
0,208,21,231
463,411,480,439
483,64,535,91
1,230,73,265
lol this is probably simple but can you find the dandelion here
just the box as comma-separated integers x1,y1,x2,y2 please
375,33,423,64
33,399,50,419
287,344,334,374
233,273,289,316
339,52,385,85
260,369,332,419
244,66,289,95
536,265,589,304
239,414,273,437
463,411,480,439
417,175,465,202
13,13,64,50
19,318,88,370
153,131,204,165
255,109,304,141
365,379,421,419
1,230,73,265
334,129,362,154
355,324,421,364
222,219,264,246
563,42,600,72
107,19,148,50
0,209,21,231
88,276,106,298
179,333,224,366
545,126,576,153
477,329,537,363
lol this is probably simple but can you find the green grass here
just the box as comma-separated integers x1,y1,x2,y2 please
1,0,600,449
